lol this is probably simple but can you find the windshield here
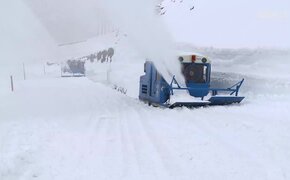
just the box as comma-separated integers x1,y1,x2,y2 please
182,64,208,83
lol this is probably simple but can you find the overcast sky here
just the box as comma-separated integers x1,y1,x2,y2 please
0,0,289,64
164,0,290,48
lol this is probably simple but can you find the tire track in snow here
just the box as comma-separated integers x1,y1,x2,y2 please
86,87,144,179
122,103,173,180
78,112,112,179
118,109,145,179
193,114,287,179
174,112,269,179
137,113,190,179
100,115,124,179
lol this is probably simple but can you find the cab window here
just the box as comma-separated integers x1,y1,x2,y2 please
182,64,208,83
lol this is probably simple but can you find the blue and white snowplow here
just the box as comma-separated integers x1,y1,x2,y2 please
139,54,245,108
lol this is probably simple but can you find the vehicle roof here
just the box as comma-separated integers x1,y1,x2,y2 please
177,51,206,57
178,52,211,63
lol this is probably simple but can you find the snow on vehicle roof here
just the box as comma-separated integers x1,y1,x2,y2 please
177,51,206,57
177,52,211,63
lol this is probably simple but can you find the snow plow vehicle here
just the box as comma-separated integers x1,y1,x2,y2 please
139,53,245,108
61,60,86,77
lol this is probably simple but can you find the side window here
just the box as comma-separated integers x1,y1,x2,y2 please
203,66,207,82
156,72,161,81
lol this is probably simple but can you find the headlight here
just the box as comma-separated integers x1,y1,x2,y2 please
178,56,184,62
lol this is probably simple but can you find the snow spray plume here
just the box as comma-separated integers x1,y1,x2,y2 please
0,1,58,66
24,0,184,83
98,0,184,83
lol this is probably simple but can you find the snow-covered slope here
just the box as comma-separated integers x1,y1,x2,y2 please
1,44,290,180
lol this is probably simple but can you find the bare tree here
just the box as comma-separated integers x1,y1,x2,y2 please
157,0,195,15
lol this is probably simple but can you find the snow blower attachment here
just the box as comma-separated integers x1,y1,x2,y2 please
139,54,245,108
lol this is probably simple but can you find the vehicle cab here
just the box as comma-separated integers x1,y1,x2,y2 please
178,53,211,97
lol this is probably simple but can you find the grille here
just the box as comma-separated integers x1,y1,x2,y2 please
141,85,148,94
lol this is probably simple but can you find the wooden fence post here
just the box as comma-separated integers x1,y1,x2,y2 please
10,75,14,92
44,64,46,75
23,63,26,80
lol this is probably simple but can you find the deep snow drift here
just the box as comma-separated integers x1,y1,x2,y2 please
1,43,290,180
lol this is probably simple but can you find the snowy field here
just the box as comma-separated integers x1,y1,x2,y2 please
1,48,290,180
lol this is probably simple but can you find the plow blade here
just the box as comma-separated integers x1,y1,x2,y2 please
208,96,245,105
169,101,210,109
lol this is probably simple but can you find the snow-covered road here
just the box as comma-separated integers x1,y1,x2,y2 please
1,1,290,178
1,70,290,180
